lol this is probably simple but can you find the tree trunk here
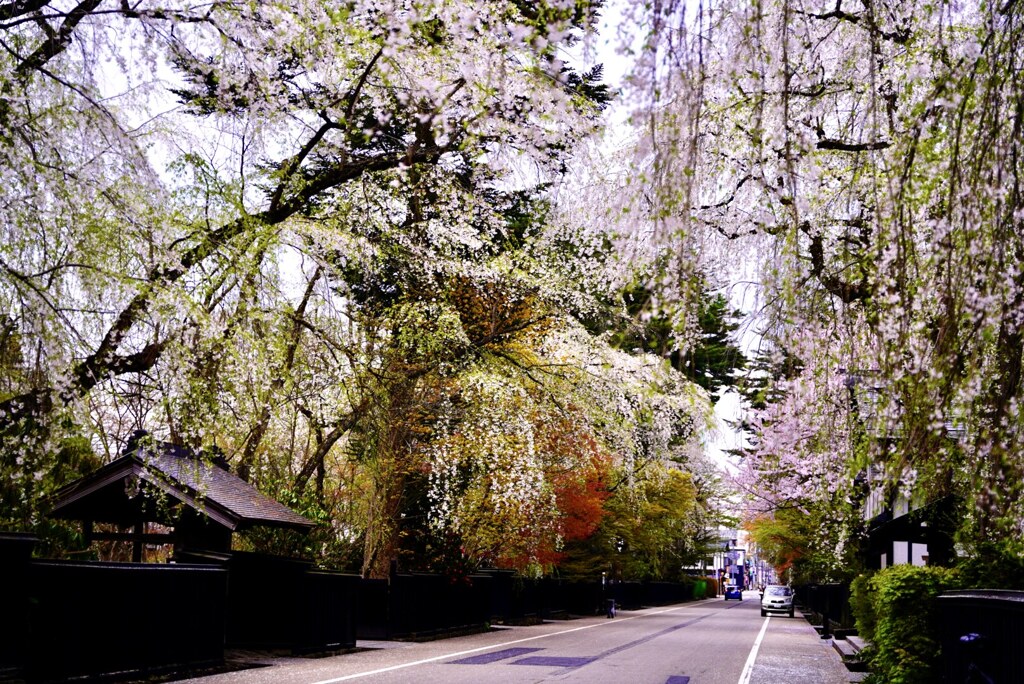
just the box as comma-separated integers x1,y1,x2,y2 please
361,459,407,579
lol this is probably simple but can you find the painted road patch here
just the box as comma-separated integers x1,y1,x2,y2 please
512,656,597,667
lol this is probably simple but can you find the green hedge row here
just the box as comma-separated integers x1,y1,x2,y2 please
849,564,961,683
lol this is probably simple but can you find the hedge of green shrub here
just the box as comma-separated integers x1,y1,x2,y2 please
849,572,877,643
850,564,961,683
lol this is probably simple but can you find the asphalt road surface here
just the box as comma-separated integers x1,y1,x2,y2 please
182,591,852,684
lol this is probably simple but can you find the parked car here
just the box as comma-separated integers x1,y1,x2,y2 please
760,584,794,617
724,583,743,600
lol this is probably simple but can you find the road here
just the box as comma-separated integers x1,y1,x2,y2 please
182,591,852,684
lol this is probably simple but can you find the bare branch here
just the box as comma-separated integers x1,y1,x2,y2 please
0,0,49,23
802,222,873,303
15,0,102,76
816,138,890,152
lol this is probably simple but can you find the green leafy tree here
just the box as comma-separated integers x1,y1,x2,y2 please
560,467,701,581
611,282,746,402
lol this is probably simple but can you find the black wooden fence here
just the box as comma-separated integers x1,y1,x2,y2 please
937,590,1024,684
174,549,359,653
23,559,227,681
384,573,493,638
1,533,46,679
793,583,854,634
644,580,698,606
3,538,360,681
356,572,493,640
485,570,559,624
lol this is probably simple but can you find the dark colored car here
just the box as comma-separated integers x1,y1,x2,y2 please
760,584,794,617
724,583,743,600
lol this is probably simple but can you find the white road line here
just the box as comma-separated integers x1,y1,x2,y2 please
309,605,689,684
737,616,770,684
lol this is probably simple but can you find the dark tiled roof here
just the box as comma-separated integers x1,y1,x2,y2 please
138,447,313,530
48,440,313,532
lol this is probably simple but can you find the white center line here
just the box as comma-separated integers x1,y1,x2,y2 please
737,615,771,684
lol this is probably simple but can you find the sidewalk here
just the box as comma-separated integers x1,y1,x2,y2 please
746,604,867,684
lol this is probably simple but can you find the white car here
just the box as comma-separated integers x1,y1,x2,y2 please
760,584,794,617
